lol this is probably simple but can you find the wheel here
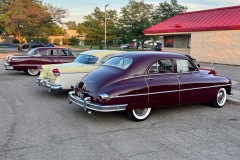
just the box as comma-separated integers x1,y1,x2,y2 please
127,108,151,121
212,88,227,108
26,69,40,76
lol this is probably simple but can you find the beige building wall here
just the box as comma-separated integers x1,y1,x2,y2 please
163,47,190,55
191,30,240,65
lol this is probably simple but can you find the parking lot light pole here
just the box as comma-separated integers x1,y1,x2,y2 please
105,4,109,50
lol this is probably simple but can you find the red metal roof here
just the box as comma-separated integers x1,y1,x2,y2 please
143,6,240,34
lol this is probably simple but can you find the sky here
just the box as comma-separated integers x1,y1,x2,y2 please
43,0,240,23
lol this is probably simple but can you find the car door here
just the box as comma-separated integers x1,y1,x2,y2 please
176,59,207,104
58,49,76,63
145,59,179,107
40,49,57,64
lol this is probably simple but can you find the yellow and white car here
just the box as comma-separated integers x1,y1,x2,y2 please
36,50,123,91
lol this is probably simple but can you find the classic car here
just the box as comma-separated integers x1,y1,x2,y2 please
21,41,44,49
68,51,232,121
4,47,76,76
36,50,123,91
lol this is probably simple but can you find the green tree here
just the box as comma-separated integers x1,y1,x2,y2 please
152,0,187,24
0,0,67,50
118,0,154,48
38,24,66,37
78,7,119,46
65,21,77,30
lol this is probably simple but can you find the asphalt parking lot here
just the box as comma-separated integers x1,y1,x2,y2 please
0,61,240,160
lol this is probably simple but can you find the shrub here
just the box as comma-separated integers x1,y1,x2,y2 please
53,38,61,45
69,37,80,45
62,38,70,45
12,39,19,44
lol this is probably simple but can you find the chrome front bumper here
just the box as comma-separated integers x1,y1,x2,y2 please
4,62,14,70
68,91,127,112
36,77,62,91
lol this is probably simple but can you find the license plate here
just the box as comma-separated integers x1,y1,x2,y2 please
78,92,84,99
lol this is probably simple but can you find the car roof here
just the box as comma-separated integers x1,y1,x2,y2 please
108,51,189,75
35,47,69,50
80,50,123,59
115,51,188,61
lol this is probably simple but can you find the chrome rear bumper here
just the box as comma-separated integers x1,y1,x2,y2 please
36,77,62,91
68,91,127,112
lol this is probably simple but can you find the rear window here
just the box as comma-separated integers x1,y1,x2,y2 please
74,54,98,64
105,56,132,69
27,48,40,56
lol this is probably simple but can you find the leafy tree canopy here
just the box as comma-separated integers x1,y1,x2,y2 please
65,21,77,30
77,7,119,45
118,0,154,47
0,0,67,49
153,0,187,24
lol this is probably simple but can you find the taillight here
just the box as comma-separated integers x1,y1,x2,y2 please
37,65,43,71
207,69,219,76
52,68,60,76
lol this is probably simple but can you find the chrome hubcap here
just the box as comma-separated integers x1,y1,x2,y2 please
134,108,148,116
217,89,226,106
28,69,39,75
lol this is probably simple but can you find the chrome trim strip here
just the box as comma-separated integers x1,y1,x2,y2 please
68,91,127,112
60,72,89,74
179,84,231,92
112,84,231,98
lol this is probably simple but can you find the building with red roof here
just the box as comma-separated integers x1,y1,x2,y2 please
143,6,240,65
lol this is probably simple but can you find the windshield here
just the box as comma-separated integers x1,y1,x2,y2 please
104,56,132,69
73,54,99,64
27,48,39,56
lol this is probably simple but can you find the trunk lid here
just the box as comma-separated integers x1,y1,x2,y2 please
81,66,124,93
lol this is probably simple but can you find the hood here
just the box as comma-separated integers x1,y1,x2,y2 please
80,66,124,93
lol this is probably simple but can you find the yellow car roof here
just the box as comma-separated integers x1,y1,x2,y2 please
79,50,123,59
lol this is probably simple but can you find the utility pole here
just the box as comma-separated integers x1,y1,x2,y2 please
105,4,109,50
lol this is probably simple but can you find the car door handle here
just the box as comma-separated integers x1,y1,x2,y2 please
147,78,154,80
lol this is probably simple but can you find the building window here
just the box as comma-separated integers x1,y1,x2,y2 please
164,34,191,48
187,35,191,48
175,35,187,48
164,36,174,47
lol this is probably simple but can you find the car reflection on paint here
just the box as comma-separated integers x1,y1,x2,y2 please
68,51,232,121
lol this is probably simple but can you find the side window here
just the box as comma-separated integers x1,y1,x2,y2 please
60,50,68,56
50,50,58,56
177,59,197,72
148,59,173,74
42,50,48,56
67,50,74,56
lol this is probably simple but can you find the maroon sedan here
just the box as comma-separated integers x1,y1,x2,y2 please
68,52,232,121
4,47,76,76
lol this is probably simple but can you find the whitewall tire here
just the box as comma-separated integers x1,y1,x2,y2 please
127,108,151,121
212,88,227,108
26,69,40,76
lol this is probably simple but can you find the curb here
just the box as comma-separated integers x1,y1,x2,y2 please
227,97,240,105
227,89,240,105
